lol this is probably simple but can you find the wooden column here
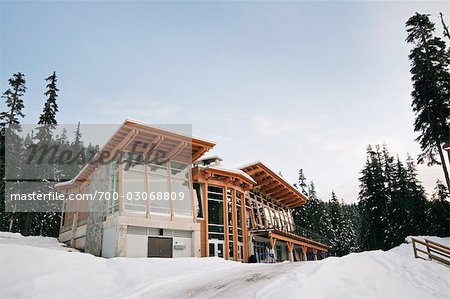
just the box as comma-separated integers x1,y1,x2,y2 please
167,160,174,220
242,192,249,262
287,242,294,263
313,249,318,261
144,162,150,218
301,246,307,261
223,186,229,260
269,234,276,263
203,182,209,257
118,154,124,215
70,201,79,248
232,188,238,260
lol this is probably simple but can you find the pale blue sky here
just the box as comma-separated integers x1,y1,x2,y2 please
1,1,448,202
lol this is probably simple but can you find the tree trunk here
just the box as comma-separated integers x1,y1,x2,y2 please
437,142,450,190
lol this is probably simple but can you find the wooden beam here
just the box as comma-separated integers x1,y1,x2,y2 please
265,186,290,196
115,129,138,151
165,141,186,160
256,178,276,188
259,181,279,192
245,168,263,176
144,136,163,160
192,146,207,162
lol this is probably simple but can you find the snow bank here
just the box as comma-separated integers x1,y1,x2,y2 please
0,232,74,251
0,232,448,299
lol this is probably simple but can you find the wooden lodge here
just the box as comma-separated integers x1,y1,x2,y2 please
57,119,329,262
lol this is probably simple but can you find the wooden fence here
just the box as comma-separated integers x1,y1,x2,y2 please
411,237,450,266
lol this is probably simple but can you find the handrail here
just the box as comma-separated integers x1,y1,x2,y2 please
252,221,331,247
411,238,450,266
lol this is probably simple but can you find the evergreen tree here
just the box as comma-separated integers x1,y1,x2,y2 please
30,72,61,236
38,71,59,125
358,145,390,250
406,13,450,189
0,72,26,126
404,154,428,235
327,191,341,255
298,169,308,195
426,180,449,236
0,73,27,232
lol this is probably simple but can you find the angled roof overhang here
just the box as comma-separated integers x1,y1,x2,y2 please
56,119,216,189
240,161,308,208
192,165,255,192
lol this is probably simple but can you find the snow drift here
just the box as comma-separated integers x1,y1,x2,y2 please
0,232,448,299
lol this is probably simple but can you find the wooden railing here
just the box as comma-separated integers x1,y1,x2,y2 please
411,237,450,266
252,221,331,247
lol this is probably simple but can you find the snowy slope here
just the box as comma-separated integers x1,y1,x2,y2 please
0,233,448,299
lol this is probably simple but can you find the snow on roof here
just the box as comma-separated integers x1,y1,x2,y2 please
195,155,223,163
198,164,257,185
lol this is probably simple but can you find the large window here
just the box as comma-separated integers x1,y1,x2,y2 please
208,186,224,240
172,178,192,216
148,173,170,214
170,161,192,217
113,152,194,216
123,169,146,212
193,183,203,218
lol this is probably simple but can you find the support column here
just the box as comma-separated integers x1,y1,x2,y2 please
118,154,124,215
223,187,229,260
269,236,276,263
301,246,307,261
287,242,294,263
242,193,249,262
313,249,318,261
203,183,209,257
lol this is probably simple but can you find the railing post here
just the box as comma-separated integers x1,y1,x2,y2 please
412,238,418,259
425,239,432,261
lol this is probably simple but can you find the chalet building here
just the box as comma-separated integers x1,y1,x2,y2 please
57,120,329,262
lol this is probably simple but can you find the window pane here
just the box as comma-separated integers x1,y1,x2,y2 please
208,199,224,225
172,179,192,216
123,170,146,212
193,183,203,218
170,161,190,179
149,174,170,214
148,156,168,175
108,172,119,215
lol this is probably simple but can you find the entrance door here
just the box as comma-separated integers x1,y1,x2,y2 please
209,239,224,258
148,237,173,258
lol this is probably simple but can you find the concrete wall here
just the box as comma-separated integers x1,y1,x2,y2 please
84,164,110,256
102,226,117,258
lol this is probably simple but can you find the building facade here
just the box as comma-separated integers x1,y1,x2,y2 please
57,120,329,262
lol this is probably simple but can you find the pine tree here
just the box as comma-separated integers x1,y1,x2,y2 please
406,13,450,190
0,72,26,126
298,169,308,196
328,191,341,255
358,145,390,250
30,72,61,236
404,154,428,235
38,72,59,125
0,73,27,232
426,180,449,236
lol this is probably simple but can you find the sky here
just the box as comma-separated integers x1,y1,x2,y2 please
1,0,449,203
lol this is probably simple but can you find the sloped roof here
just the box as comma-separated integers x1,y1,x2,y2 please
240,161,308,208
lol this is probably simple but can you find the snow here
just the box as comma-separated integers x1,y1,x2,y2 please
0,232,449,299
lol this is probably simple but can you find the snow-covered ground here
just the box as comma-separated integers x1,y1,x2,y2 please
0,233,448,299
